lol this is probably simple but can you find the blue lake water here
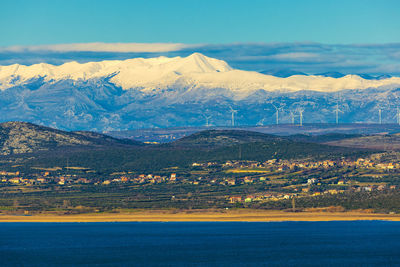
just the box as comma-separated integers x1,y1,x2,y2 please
1,221,400,266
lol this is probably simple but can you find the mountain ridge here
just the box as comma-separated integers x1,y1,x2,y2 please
1,54,400,130
1,53,400,94
0,121,142,155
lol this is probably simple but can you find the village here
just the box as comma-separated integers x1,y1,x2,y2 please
1,152,399,206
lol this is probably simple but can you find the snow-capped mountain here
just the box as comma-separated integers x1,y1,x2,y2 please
0,53,400,131
2,53,400,94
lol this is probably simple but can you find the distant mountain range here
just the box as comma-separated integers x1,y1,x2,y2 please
1,53,400,131
259,70,392,80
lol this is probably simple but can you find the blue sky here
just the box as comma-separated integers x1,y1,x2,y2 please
1,0,400,75
1,0,400,46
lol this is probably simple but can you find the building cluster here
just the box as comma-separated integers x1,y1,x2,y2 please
228,184,398,204
101,173,178,185
221,155,400,172
1,152,400,191
0,171,181,186
229,193,295,204
0,172,91,185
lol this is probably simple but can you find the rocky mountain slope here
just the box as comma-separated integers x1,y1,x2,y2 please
1,53,400,130
0,121,141,155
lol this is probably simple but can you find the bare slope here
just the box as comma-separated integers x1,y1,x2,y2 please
325,134,400,150
0,121,141,155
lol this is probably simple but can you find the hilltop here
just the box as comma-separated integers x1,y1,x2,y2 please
0,121,141,155
169,130,283,148
107,124,400,143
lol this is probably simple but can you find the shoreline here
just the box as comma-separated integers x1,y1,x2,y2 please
1,210,400,222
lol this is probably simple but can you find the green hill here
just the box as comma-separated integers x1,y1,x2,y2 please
169,129,284,148
3,128,372,174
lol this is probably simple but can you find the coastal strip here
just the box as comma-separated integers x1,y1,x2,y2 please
1,210,400,222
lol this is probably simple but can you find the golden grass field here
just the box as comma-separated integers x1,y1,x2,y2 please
1,209,400,222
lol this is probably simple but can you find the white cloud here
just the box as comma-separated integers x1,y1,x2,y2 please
267,52,320,61
0,42,196,53
1,42,400,75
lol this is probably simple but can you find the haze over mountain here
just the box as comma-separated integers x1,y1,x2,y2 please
1,53,400,131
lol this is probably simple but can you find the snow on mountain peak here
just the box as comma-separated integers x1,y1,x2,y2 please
1,53,400,95
181,52,232,72
0,53,233,90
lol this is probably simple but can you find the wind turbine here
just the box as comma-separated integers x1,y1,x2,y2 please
289,110,295,125
271,103,284,125
297,107,304,126
377,105,382,124
394,106,400,125
334,103,343,124
203,114,212,127
229,106,238,127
